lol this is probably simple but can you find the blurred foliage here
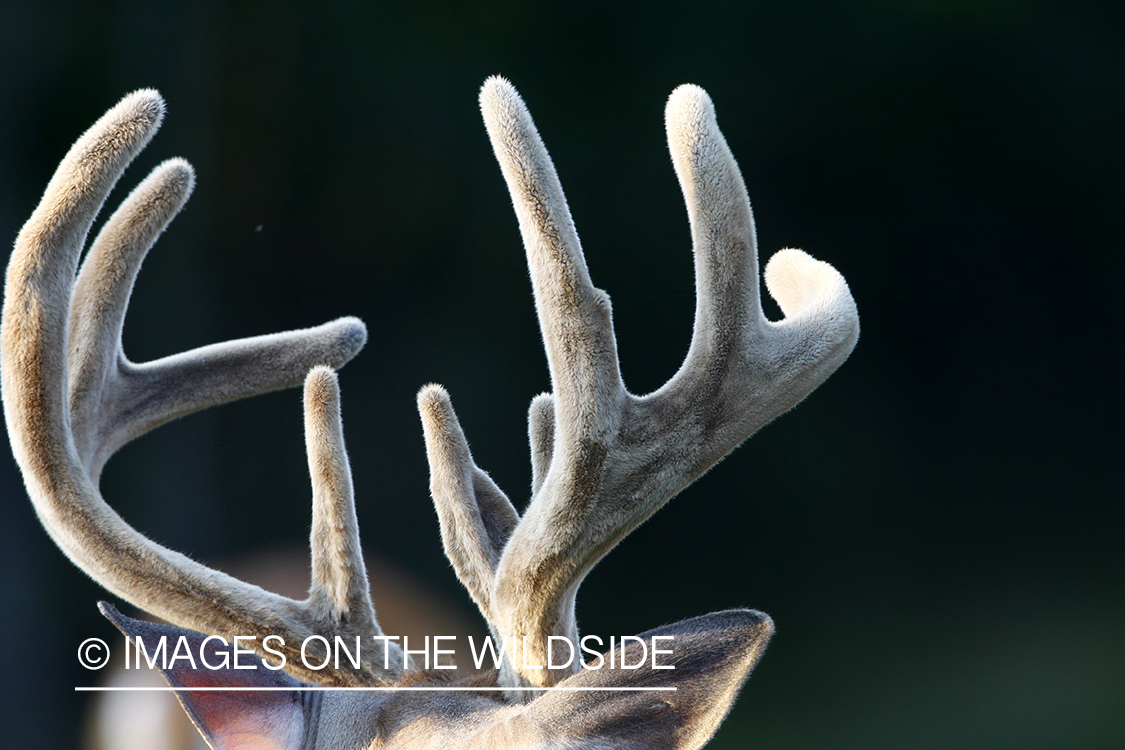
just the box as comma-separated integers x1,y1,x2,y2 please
1,1,1122,748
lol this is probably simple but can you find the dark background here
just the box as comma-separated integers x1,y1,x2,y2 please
1,1,1121,748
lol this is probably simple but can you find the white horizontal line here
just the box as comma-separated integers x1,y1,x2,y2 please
76,686,675,692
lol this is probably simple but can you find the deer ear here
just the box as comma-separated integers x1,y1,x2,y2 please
99,602,310,750
524,610,773,750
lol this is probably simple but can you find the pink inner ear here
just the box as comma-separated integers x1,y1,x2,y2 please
98,606,311,750
154,632,308,749
177,688,306,750
172,667,307,750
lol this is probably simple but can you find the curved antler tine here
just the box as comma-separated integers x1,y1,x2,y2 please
5,90,164,440
304,367,401,668
27,89,164,273
418,384,518,621
479,77,624,425
665,84,763,365
87,316,367,479
763,247,859,380
68,158,194,458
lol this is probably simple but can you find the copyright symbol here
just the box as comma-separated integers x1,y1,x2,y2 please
78,638,110,670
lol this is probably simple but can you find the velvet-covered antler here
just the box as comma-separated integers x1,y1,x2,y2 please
6,80,857,750
1,90,402,686
418,77,859,690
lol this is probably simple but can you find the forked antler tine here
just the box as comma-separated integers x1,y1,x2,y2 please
417,384,518,625
3,90,393,687
419,381,566,690
639,88,858,484
66,157,195,467
5,90,164,454
657,85,859,436
479,77,625,425
460,80,858,691
62,143,367,481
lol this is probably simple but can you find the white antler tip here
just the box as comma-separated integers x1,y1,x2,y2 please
117,88,166,125
95,89,166,148
480,76,519,115
528,391,552,413
667,83,711,110
155,156,195,183
149,157,197,202
480,75,514,99
479,75,529,136
764,248,848,319
417,384,463,454
30,89,168,212
666,84,715,133
665,84,722,176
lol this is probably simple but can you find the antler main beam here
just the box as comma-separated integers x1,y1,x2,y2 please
419,77,859,691
1,91,402,686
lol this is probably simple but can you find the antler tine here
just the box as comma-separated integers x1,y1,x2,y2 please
479,77,626,422
81,315,368,483
664,85,761,362
420,77,626,690
66,155,190,476
655,85,860,439
305,367,406,668
68,156,194,445
417,384,518,634
65,151,367,481
5,90,163,467
527,393,555,496
2,90,400,687
420,78,857,693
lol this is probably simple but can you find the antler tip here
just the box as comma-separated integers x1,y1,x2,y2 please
664,84,724,180
304,366,340,414
323,316,368,365
136,157,197,212
479,75,531,141
117,88,166,126
153,156,196,187
666,83,715,131
305,363,338,386
667,82,709,105
480,75,515,105
763,248,849,319
416,382,450,414
92,88,166,151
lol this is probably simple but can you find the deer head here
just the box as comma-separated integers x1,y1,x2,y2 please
2,77,858,750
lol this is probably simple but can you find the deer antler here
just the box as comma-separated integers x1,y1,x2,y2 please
1,90,403,686
418,77,859,691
